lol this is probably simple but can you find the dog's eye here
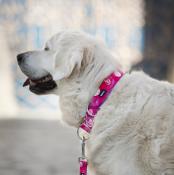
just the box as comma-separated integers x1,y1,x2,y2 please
44,47,49,51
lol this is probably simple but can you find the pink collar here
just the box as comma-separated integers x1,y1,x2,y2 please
78,70,124,175
78,70,124,139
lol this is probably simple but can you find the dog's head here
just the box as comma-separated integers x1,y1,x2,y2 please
17,31,96,95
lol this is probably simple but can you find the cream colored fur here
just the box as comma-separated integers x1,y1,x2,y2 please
19,31,174,175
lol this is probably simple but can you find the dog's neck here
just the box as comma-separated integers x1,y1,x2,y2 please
58,48,120,127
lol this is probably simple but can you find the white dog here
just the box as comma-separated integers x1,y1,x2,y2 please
17,31,174,175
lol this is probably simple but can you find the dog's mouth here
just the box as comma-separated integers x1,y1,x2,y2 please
23,74,57,94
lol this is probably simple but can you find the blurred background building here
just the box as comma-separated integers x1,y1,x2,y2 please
0,0,173,175
133,0,174,81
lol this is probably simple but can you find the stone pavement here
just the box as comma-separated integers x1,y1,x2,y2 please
0,119,80,175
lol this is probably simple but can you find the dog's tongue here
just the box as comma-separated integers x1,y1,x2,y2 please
23,78,30,87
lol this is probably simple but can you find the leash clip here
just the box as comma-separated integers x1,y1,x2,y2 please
81,137,87,159
77,127,88,175
79,137,88,175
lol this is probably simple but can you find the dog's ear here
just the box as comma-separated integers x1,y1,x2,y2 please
53,47,85,80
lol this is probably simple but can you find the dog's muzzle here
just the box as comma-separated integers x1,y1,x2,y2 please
17,53,57,95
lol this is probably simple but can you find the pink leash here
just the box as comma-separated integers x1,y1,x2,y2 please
77,70,124,175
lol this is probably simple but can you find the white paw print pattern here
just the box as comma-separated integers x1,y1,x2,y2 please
114,71,122,77
87,109,95,116
104,79,111,85
86,118,93,128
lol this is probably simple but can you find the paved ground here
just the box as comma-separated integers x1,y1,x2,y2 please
0,119,80,175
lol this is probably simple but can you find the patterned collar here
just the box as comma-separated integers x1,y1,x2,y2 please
78,70,124,139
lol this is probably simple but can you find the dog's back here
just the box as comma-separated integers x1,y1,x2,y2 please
87,71,174,175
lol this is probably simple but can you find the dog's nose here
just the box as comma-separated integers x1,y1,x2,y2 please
17,53,24,64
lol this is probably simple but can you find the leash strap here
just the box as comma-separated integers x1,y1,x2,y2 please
79,158,88,175
77,70,124,175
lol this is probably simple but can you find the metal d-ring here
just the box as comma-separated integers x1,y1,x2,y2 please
77,127,90,141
